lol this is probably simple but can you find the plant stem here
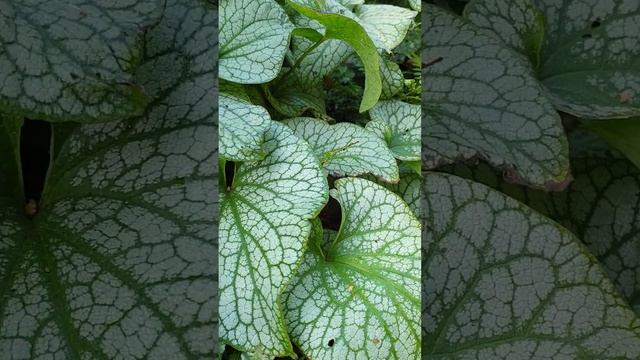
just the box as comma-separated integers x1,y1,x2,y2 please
281,37,325,80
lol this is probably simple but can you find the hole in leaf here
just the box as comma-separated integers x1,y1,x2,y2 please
70,72,79,80
591,19,601,28
20,119,51,214
225,161,235,191
327,339,335,347
319,196,341,231
582,33,592,39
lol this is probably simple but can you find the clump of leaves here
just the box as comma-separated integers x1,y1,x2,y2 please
424,0,640,358
219,0,421,358
0,0,217,358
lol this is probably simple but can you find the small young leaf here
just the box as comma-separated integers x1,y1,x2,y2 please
368,100,420,161
220,0,294,84
285,177,420,360
284,117,399,182
265,72,326,117
219,122,328,357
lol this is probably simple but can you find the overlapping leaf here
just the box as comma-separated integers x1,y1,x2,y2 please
355,4,417,52
423,172,640,359
219,0,294,84
423,5,570,188
464,0,546,65
285,117,399,183
285,177,420,360
582,118,640,170
533,0,640,118
288,0,382,112
443,131,640,314
0,0,163,122
219,92,270,162
219,122,328,357
368,100,420,161
0,2,218,358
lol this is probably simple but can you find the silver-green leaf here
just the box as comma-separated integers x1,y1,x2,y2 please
219,92,270,162
219,122,328,357
0,0,162,122
285,177,421,360
0,2,218,358
285,117,399,183
534,0,640,118
219,0,294,84
368,100,421,161
424,172,640,359
355,4,417,52
423,5,570,189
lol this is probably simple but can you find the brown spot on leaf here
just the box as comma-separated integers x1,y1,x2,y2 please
372,337,381,345
619,91,634,104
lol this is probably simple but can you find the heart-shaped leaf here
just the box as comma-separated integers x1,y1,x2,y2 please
423,4,570,189
219,122,328,357
284,177,421,360
219,0,294,84
424,172,640,358
284,117,399,183
0,0,162,122
0,2,218,358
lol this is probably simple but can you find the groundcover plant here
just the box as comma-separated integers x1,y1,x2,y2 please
219,0,422,358
423,0,640,359
0,0,217,358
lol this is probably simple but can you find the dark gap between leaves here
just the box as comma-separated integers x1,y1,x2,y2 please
225,160,235,190
319,196,342,231
20,119,51,208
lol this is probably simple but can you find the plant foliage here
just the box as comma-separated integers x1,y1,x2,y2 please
0,0,217,358
219,0,422,358
424,0,640,358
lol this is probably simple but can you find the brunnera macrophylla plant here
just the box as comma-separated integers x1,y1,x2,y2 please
219,0,421,358
0,1,217,358
423,0,640,358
